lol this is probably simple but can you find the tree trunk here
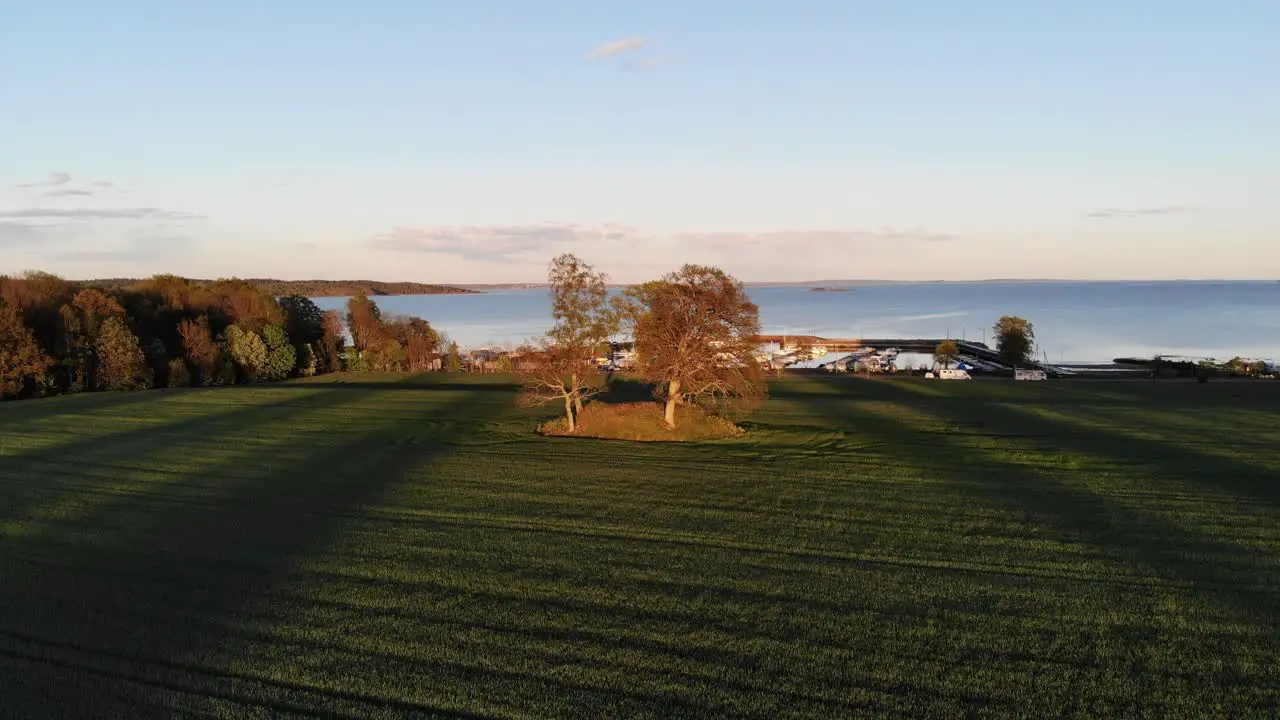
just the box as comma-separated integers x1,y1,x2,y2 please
664,379,680,427
564,394,576,432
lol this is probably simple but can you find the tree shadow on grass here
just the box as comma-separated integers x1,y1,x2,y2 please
0,379,519,718
804,375,1280,623
792,375,1280,713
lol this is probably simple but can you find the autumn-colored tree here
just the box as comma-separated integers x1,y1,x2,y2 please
934,340,959,369
178,316,222,385
620,264,764,428
96,316,152,391
56,289,123,392
315,310,346,373
387,316,441,371
211,279,284,332
346,292,386,354
993,316,1035,366
1,272,75,365
0,303,52,399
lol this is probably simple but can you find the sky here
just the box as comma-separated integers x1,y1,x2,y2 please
2,1,1278,283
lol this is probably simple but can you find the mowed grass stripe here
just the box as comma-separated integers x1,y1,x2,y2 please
0,374,1277,717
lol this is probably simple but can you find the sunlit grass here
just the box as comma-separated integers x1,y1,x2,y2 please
1,373,1277,716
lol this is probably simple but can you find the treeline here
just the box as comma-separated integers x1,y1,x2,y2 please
0,271,449,401
78,277,474,298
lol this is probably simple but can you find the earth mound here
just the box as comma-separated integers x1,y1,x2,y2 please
539,401,745,442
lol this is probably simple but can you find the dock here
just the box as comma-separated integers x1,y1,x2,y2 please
754,335,1064,375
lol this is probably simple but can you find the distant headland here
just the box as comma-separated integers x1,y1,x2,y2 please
79,278,477,297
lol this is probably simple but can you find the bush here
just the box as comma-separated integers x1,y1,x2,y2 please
167,358,191,388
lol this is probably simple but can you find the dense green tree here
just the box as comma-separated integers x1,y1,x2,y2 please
445,341,462,373
225,325,270,382
261,325,297,381
280,295,326,345
96,316,152,391
993,316,1035,366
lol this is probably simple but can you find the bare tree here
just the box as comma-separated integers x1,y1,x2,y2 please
619,264,764,428
515,339,604,432
516,254,616,430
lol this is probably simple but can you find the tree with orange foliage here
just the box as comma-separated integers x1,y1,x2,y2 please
386,315,441,371
346,292,385,354
619,264,764,428
58,289,126,391
178,316,222,386
0,302,52,399
210,278,284,332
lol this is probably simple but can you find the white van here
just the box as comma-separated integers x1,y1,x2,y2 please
936,368,971,380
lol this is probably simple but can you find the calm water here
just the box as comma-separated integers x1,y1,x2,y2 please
313,281,1280,363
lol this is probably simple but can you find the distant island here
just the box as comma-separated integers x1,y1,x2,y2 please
809,286,851,292
78,278,477,297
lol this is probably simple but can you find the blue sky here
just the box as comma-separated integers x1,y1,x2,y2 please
2,0,1277,283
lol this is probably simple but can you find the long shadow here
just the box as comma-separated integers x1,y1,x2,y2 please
804,375,1280,629
0,386,176,433
875,378,1280,508
786,376,1280,714
0,385,361,528
0,379,519,717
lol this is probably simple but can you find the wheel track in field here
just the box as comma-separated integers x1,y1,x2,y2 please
0,629,502,719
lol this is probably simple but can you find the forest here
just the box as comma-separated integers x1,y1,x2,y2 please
0,271,446,401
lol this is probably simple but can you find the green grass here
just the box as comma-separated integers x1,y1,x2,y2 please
1,373,1277,718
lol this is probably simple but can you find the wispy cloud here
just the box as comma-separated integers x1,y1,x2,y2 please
672,229,957,247
371,224,956,278
1087,205,1196,219
52,235,191,263
587,36,647,60
16,171,72,189
373,223,643,261
14,172,120,197
0,221,47,246
0,207,204,221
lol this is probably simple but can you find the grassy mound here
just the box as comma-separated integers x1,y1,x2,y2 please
540,401,745,442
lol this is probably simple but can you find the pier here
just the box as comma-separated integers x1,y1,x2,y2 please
756,335,1014,365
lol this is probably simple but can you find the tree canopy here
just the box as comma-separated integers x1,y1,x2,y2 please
620,264,764,427
993,316,1035,366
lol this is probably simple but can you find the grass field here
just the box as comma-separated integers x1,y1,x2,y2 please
1,373,1278,718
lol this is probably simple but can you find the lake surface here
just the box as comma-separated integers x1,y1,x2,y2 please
313,281,1280,364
